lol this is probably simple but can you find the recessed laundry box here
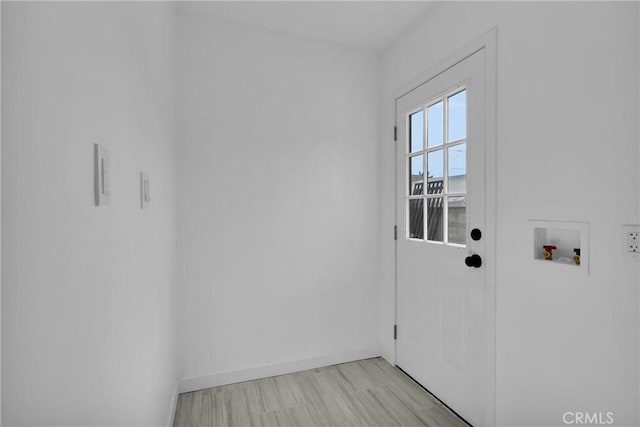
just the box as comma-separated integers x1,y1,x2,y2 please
530,220,590,274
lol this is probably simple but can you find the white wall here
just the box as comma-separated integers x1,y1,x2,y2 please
2,3,178,425
379,2,640,426
176,13,380,386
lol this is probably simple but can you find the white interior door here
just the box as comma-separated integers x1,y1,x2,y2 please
396,49,487,426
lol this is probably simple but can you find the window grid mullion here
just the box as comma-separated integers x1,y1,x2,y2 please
443,95,449,244
423,105,428,241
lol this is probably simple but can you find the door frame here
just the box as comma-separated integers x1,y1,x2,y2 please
393,28,497,426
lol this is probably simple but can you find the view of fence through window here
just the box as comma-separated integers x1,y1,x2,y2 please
407,88,467,245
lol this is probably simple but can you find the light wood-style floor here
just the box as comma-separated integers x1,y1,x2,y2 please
173,357,468,427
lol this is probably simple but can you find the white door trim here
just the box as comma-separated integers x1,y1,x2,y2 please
393,28,497,427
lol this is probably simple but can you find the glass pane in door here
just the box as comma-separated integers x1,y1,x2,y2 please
409,155,424,196
447,143,466,193
448,196,466,245
427,197,444,242
410,111,424,153
426,150,443,195
448,90,466,142
409,199,424,239
427,101,443,148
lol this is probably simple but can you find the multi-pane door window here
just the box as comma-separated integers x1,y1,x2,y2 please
407,88,467,245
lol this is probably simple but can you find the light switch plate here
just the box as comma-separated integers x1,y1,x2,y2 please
94,144,110,206
140,171,150,209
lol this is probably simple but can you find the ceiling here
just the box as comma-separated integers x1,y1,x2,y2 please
176,1,434,51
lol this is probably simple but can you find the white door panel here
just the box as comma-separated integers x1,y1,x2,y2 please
396,49,486,426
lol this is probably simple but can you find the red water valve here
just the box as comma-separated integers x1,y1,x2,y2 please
543,245,557,260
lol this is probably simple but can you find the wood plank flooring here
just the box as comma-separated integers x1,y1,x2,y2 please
173,357,468,427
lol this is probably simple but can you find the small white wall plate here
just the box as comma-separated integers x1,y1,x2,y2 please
94,144,111,206
141,171,150,209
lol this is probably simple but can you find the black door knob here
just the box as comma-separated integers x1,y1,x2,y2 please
470,228,482,241
465,254,482,268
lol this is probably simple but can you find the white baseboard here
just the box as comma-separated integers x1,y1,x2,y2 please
166,378,179,427
177,347,381,394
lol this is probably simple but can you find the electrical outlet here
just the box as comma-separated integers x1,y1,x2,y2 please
628,231,639,253
622,225,640,256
